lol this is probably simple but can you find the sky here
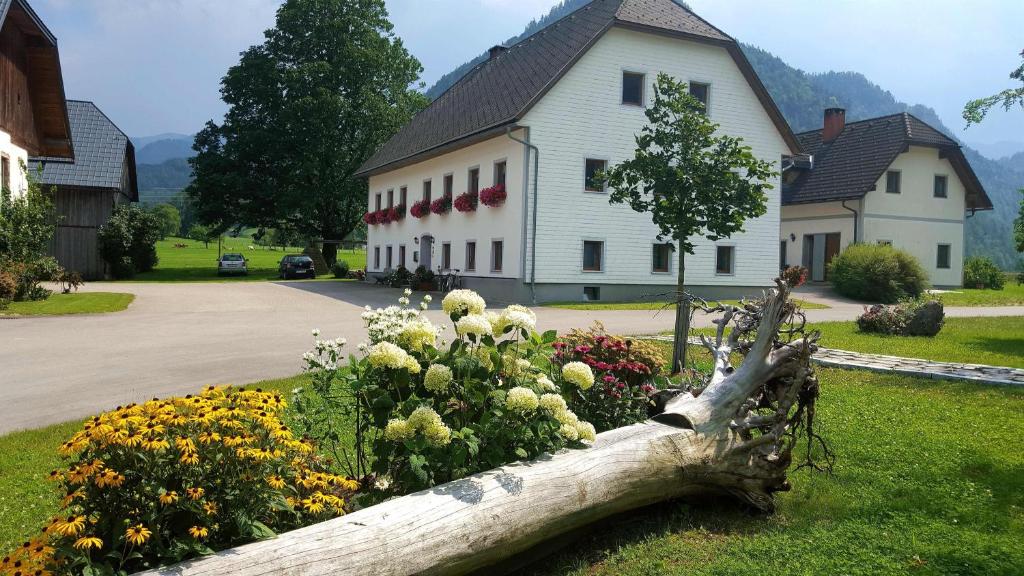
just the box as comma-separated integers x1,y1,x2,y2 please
28,0,1024,157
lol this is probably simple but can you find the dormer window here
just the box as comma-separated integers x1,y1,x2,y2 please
622,72,644,106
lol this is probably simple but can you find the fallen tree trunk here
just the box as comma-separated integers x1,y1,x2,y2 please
139,281,825,576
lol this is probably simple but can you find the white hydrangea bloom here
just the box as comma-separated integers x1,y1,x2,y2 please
424,364,453,393
562,362,595,390
442,289,486,316
505,387,539,413
455,313,493,337
423,421,452,446
423,294,432,303
384,418,413,441
407,406,443,431
576,421,597,442
555,409,580,427
367,342,421,373
559,423,580,441
501,304,537,331
399,318,439,352
539,393,567,414
535,374,558,392
486,311,507,334
404,288,413,296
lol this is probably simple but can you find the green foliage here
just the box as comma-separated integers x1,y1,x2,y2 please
186,224,216,248
149,203,182,239
0,169,58,263
97,205,162,279
828,243,929,303
1015,189,1023,253
855,297,943,336
187,0,428,264
292,292,595,494
963,255,1006,289
331,260,350,279
963,50,1024,126
2,257,61,301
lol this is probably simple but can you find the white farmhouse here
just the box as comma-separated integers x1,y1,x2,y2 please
356,0,800,303
781,109,992,287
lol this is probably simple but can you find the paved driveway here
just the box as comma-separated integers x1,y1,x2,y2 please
1,281,1021,434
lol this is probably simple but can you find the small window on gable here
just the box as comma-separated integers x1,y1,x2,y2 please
715,245,735,275
583,240,604,272
423,180,432,204
934,175,948,198
584,159,607,192
652,243,671,273
494,161,506,187
886,171,901,194
622,72,644,106
689,82,710,113
468,167,480,195
937,244,951,269
444,173,454,198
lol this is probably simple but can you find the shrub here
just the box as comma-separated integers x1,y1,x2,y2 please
386,266,414,288
780,265,808,288
856,297,944,336
0,170,58,263
57,269,83,294
293,291,595,495
0,267,15,309
332,260,350,279
99,205,161,278
963,256,1004,290
829,243,929,303
2,255,62,301
552,323,665,431
414,265,434,289
4,386,358,576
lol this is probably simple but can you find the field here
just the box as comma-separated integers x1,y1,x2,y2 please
934,281,1024,307
2,362,1022,574
545,298,830,311
129,237,367,282
0,292,134,317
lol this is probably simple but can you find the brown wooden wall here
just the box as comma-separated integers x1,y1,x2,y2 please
49,187,119,280
0,17,39,153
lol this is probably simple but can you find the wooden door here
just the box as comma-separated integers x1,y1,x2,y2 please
823,233,841,280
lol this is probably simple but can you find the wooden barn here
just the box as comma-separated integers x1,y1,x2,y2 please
0,0,74,195
30,100,138,279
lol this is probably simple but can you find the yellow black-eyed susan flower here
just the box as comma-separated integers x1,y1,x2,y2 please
125,524,152,546
72,536,103,551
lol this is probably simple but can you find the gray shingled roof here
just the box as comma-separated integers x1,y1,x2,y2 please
357,0,795,176
29,100,138,200
784,112,992,211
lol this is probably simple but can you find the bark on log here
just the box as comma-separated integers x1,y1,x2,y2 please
137,282,821,576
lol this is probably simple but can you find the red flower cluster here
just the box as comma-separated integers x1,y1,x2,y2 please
430,195,452,215
410,199,430,218
454,191,478,213
479,183,507,207
364,204,407,225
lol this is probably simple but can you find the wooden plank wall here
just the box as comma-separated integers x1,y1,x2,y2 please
49,187,117,280
0,19,40,153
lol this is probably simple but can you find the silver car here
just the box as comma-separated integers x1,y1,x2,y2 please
217,253,248,276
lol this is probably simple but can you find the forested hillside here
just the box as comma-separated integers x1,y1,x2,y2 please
425,0,1023,269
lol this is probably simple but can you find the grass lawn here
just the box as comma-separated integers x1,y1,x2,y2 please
128,237,367,282
0,292,134,317
545,298,829,311
933,281,1024,307
2,369,1021,574
813,316,1024,368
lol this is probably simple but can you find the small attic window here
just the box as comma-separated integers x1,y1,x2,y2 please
622,72,644,106
885,171,901,194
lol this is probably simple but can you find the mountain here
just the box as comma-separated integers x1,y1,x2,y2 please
137,157,193,206
424,1,1024,270
131,133,192,149
970,140,1024,161
134,136,195,164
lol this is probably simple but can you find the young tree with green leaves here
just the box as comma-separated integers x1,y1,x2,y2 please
963,49,1024,126
149,203,181,239
601,74,777,372
1015,190,1024,253
0,167,58,263
187,0,428,265
187,224,217,249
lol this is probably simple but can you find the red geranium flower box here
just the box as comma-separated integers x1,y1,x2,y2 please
454,191,478,213
410,199,430,218
430,195,452,215
480,183,507,207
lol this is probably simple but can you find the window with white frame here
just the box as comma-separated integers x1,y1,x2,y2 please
494,161,506,187
468,167,480,195
423,180,432,204
444,173,454,198
465,241,476,271
491,240,503,273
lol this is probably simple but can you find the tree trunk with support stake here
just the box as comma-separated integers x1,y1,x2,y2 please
138,281,828,576
670,242,689,374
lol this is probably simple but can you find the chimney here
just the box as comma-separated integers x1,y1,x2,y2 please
822,108,846,143
488,45,508,60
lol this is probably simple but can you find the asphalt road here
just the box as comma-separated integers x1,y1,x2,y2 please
1,281,1020,434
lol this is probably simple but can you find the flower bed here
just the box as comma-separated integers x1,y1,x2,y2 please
479,184,506,207
410,199,430,219
429,195,452,215
454,191,478,213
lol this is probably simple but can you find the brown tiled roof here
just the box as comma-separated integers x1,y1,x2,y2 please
356,0,797,176
784,112,992,211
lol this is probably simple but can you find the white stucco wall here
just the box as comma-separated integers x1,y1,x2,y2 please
520,26,790,289
862,145,967,286
365,133,526,280
0,129,29,197
779,200,859,268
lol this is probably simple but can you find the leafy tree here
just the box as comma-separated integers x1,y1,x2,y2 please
0,166,59,263
601,74,776,372
188,0,428,265
97,205,161,279
187,224,217,249
1015,190,1024,254
149,203,181,239
963,49,1024,126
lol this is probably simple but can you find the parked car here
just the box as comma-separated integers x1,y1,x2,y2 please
217,253,248,276
279,254,316,279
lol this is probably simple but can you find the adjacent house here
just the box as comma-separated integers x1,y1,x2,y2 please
0,0,73,196
781,109,992,287
29,100,138,279
357,0,799,303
